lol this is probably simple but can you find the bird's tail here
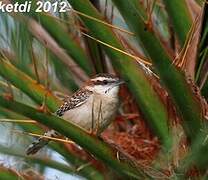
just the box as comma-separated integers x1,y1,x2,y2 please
26,130,59,155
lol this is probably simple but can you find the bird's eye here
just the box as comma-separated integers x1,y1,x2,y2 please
103,80,108,85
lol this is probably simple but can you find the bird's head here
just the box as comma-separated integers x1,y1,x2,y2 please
85,74,124,97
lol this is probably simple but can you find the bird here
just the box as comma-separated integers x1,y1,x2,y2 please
26,73,124,155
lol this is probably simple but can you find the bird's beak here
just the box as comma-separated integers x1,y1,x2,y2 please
107,79,125,92
116,79,125,86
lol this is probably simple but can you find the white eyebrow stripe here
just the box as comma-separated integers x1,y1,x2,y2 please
92,77,109,81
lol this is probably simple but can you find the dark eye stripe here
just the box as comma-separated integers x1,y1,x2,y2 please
94,80,105,85
94,80,115,85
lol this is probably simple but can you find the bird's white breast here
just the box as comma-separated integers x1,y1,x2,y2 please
62,93,119,131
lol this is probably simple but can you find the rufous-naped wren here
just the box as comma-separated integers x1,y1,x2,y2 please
26,73,124,155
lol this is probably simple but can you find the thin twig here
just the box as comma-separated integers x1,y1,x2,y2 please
70,9,135,35
0,119,37,124
41,13,151,65
173,15,200,70
12,130,74,144
81,32,152,66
